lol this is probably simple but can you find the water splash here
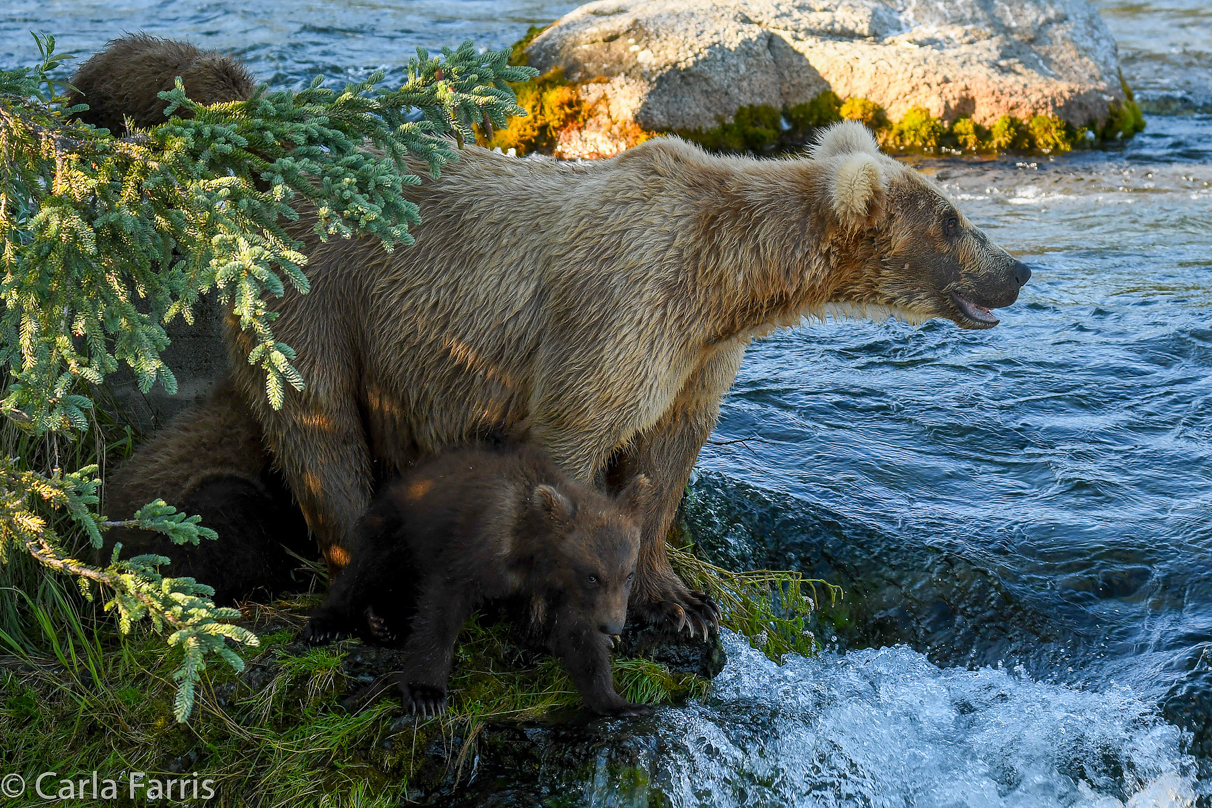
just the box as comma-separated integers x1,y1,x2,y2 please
645,634,1199,808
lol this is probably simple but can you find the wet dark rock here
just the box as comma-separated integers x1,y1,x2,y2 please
425,720,666,808
616,622,727,679
1162,667,1212,783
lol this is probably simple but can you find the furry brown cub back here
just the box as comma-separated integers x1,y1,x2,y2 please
68,34,254,134
305,444,653,717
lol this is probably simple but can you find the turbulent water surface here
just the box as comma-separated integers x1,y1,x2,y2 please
2,1,1211,805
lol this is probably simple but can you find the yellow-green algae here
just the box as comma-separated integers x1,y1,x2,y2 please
674,97,1130,155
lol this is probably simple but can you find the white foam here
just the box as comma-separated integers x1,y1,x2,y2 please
641,634,1200,807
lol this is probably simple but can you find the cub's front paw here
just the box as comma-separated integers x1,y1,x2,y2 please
400,682,447,719
302,612,356,645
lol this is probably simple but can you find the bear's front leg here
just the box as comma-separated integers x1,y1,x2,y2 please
227,318,373,581
549,613,653,717
609,347,743,638
394,582,475,718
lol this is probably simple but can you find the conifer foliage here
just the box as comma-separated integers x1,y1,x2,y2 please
0,33,536,720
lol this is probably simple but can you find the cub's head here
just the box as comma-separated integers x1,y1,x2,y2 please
529,475,651,637
811,121,1031,329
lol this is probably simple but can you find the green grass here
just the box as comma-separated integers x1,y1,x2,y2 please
0,592,720,806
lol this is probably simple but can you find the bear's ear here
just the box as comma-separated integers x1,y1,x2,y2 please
533,484,576,524
616,474,653,515
828,152,886,230
810,120,880,161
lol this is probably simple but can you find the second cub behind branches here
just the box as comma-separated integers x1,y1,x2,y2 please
305,444,656,717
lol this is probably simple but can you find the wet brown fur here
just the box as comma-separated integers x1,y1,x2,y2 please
68,34,254,135
103,378,312,604
81,37,1029,629
305,444,653,717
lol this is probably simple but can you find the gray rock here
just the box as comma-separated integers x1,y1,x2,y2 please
527,0,1127,144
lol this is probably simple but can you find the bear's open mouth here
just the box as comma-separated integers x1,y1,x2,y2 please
950,292,1000,329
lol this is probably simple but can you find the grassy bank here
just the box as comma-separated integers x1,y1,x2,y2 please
2,555,837,806
0,401,839,804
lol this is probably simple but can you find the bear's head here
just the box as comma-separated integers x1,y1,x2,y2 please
529,475,651,637
810,121,1031,329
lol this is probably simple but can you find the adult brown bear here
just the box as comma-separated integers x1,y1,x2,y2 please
81,36,1030,634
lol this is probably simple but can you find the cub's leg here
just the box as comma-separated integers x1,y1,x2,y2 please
303,557,371,644
549,612,651,717
303,508,416,645
394,582,476,717
608,347,742,637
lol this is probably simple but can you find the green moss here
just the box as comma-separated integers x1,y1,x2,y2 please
1027,115,1074,152
889,105,945,150
676,103,785,153
1101,69,1147,142
785,90,843,133
839,97,889,132
948,117,986,151
1101,98,1146,142
676,91,845,155
989,115,1030,151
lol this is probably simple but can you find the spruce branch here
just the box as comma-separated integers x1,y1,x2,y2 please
0,35,536,722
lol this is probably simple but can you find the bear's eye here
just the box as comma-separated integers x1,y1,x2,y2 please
587,575,599,585
626,573,635,583
943,215,960,236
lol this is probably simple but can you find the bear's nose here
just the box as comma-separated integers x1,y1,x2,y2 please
1012,260,1032,287
600,622,624,636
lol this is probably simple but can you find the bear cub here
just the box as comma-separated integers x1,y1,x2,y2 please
304,444,653,717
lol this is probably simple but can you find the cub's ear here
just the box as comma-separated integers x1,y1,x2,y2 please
616,474,653,515
533,484,576,523
810,120,880,161
828,152,886,230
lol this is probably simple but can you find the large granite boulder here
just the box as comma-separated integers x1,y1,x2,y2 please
524,0,1130,157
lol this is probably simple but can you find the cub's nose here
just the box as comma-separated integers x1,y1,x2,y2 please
1013,260,1032,287
600,622,624,636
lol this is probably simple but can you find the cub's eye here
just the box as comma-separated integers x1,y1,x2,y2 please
587,575,599,584
626,573,635,582
944,215,960,236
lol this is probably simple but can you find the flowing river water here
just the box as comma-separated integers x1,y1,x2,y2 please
3,1,1211,805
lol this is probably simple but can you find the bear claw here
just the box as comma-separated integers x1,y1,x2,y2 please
365,607,399,645
302,616,353,645
642,592,719,640
402,683,447,719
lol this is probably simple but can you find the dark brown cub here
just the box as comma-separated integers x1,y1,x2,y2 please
304,444,654,718
68,33,255,135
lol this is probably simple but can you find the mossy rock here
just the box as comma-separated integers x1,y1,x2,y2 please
492,24,1143,159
